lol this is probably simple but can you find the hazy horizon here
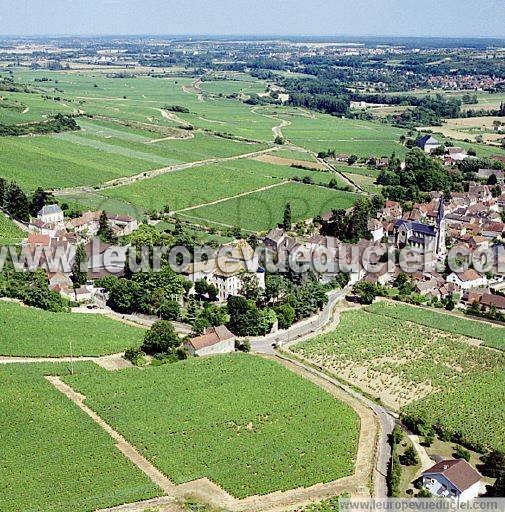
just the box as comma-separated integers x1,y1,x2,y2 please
1,0,504,38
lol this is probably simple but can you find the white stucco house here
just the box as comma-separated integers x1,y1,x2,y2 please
181,240,265,302
37,204,65,226
184,325,236,356
422,459,482,501
447,269,488,291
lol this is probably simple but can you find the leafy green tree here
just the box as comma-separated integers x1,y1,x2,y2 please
227,295,261,336
159,300,181,321
481,450,505,478
71,243,88,288
29,188,55,217
0,178,7,207
240,273,262,302
400,445,419,466
453,445,471,462
200,303,229,327
282,203,292,230
258,308,277,335
97,211,114,243
274,303,295,329
247,233,259,250
142,321,182,355
5,182,30,222
353,281,379,305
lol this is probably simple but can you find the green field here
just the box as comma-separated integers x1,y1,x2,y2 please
367,301,505,350
293,305,505,450
0,213,25,245
0,301,144,357
181,182,358,232
99,158,343,216
342,172,381,194
65,354,360,498
1,363,160,512
0,124,266,190
278,110,408,157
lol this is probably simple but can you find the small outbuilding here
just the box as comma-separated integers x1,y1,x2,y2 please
184,326,236,357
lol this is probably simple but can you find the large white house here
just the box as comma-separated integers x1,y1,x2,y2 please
417,134,441,154
37,204,64,226
181,240,265,302
447,269,488,291
422,459,482,501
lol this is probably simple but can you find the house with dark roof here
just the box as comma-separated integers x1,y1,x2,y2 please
416,134,441,153
422,459,482,500
184,326,236,357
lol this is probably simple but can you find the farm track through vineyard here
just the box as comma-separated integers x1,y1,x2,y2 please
44,354,378,512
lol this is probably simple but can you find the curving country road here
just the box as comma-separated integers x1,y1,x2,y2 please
250,290,396,498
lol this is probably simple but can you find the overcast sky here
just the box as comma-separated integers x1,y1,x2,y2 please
1,0,504,38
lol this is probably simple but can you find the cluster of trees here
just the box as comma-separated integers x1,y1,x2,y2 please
0,179,55,223
378,149,454,202
321,196,384,243
288,92,349,116
482,450,505,497
225,271,341,337
97,265,190,317
164,105,190,113
291,175,353,193
0,267,68,312
0,114,79,137
386,95,462,128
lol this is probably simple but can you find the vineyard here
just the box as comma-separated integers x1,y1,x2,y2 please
65,354,360,498
0,213,24,246
0,301,144,357
292,306,505,450
1,363,160,512
366,301,505,350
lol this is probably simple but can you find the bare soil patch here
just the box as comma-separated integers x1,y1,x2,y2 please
253,153,325,170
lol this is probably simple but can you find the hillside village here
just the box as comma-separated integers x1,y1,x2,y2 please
1,29,505,512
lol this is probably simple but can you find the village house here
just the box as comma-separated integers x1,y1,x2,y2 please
416,134,440,153
37,204,64,227
477,168,504,184
445,146,468,162
67,211,138,238
421,459,482,501
447,268,488,291
379,200,403,221
481,221,504,239
368,218,384,242
465,291,505,314
182,240,265,302
184,325,236,356
263,228,286,253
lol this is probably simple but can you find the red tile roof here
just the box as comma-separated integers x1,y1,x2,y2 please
26,233,51,246
187,326,235,351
